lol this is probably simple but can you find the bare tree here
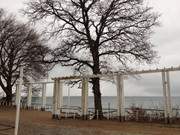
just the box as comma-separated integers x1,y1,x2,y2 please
0,9,51,103
24,0,159,118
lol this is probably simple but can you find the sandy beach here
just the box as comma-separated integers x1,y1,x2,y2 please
0,108,180,135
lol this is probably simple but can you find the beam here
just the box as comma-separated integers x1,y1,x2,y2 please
52,66,180,81
22,81,54,85
124,66,180,75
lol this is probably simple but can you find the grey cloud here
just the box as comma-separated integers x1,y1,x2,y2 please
1,0,180,96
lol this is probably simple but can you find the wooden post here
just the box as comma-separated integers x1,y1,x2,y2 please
41,83,46,111
162,71,168,123
166,71,173,123
52,79,59,119
27,84,32,108
81,78,88,120
15,84,20,106
57,80,63,119
116,75,125,122
14,67,23,135
52,79,63,119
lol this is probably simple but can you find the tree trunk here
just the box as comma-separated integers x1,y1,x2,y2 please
92,77,103,119
91,44,103,119
5,93,13,104
2,86,13,105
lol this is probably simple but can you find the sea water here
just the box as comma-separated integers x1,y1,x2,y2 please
31,96,180,109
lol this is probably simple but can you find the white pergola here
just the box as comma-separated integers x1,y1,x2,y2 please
15,66,180,127
49,66,180,121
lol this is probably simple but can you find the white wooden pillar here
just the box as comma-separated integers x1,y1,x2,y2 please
81,78,89,119
14,67,23,135
116,75,125,121
52,79,63,119
57,80,63,118
41,83,46,111
162,71,168,120
27,84,32,108
15,84,20,106
52,79,58,119
166,71,172,121
162,71,172,123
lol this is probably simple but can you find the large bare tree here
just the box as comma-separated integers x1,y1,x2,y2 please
24,0,159,118
0,9,51,103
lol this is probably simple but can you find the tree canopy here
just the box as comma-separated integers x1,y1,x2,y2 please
24,0,159,118
0,9,51,103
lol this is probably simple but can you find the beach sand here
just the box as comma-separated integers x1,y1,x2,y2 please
0,108,180,135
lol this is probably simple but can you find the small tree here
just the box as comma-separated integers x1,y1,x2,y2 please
24,0,159,118
0,9,51,103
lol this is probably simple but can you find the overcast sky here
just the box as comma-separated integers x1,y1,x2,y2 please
0,0,180,96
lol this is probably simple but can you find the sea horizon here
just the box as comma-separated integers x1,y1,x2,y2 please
29,96,180,109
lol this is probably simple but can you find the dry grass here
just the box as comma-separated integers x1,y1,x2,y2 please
0,108,180,135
